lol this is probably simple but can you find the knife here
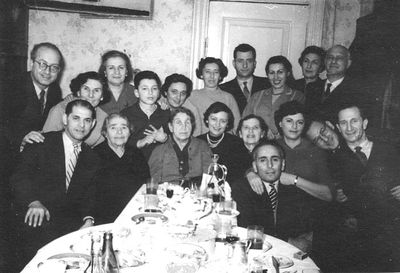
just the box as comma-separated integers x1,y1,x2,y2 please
272,256,280,273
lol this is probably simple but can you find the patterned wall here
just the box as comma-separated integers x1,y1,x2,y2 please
29,0,364,96
28,0,194,96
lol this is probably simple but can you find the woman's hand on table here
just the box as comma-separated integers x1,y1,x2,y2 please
25,200,50,227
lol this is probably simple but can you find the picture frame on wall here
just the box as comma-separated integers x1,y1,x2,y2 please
25,0,153,19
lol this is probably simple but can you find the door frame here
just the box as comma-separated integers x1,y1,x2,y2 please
189,0,326,88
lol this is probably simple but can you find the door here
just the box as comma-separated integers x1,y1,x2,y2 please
207,1,308,80
190,0,325,88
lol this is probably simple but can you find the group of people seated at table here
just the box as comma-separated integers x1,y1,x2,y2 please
4,41,400,272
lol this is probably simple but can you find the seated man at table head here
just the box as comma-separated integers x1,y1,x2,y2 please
220,43,269,114
11,99,100,265
232,140,322,250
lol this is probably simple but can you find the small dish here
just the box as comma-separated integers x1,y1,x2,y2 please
38,253,90,272
132,212,168,224
254,254,294,269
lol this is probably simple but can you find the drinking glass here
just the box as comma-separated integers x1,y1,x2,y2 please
247,225,264,250
146,178,158,194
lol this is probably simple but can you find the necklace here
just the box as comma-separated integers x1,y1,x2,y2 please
207,133,224,148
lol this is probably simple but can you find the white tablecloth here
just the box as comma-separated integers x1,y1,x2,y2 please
21,184,319,273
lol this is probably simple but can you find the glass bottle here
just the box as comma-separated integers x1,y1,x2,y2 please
92,250,105,273
207,154,228,202
101,232,119,273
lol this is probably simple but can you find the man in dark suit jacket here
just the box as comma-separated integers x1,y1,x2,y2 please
313,45,370,123
219,43,270,114
11,100,100,268
320,103,400,272
232,140,316,246
6,42,63,154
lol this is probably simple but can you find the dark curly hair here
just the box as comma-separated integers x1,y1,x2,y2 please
98,50,134,84
69,71,110,105
195,57,228,82
161,73,193,98
133,70,162,90
274,100,309,137
298,46,326,72
203,102,234,131
265,55,295,88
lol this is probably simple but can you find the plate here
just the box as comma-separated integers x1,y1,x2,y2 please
115,249,146,268
167,243,208,263
132,212,168,224
39,253,90,271
254,254,294,269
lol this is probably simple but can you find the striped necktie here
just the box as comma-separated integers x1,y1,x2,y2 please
269,184,277,211
66,143,80,191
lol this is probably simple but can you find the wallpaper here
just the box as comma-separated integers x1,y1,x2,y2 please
29,0,363,96
28,0,194,96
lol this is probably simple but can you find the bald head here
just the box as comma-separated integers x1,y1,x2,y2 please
325,45,351,81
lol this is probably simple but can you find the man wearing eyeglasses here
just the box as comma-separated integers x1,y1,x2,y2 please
7,42,63,154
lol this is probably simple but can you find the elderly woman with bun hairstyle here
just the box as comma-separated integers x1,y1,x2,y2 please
186,57,241,134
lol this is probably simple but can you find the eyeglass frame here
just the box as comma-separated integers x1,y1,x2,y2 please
34,60,61,74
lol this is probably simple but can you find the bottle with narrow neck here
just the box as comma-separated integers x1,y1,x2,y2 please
101,232,119,273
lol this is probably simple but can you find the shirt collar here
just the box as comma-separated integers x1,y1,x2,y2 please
237,76,254,89
263,180,279,192
348,138,372,153
62,132,82,152
326,77,344,91
32,81,49,98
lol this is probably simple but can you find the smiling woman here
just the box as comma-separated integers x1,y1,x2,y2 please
186,57,241,135
197,102,250,184
42,71,109,147
243,56,305,139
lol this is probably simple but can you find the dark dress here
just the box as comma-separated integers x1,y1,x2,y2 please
93,142,150,224
197,133,251,184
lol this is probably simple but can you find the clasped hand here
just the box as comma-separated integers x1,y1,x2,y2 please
25,200,50,227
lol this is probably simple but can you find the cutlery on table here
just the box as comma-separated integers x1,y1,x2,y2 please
272,256,280,273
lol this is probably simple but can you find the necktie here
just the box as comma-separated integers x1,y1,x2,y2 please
269,184,277,211
324,83,332,97
354,146,368,166
39,90,46,115
243,81,250,100
66,143,80,191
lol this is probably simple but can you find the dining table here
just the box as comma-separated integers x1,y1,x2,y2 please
21,183,320,273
